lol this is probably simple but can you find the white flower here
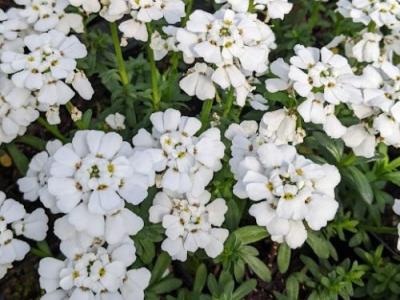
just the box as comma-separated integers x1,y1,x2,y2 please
243,143,340,248
342,124,377,158
132,109,225,195
0,191,48,279
149,190,229,261
249,93,269,111
150,26,179,60
119,12,148,42
289,45,362,105
351,31,382,63
1,30,90,106
69,0,101,13
68,70,95,100
39,239,151,299
337,0,400,29
0,75,39,145
215,0,293,19
179,63,216,100
15,0,84,33
260,108,304,145
48,130,155,215
18,140,63,213
393,199,400,251
255,0,293,19
0,8,28,56
106,113,126,130
265,58,291,93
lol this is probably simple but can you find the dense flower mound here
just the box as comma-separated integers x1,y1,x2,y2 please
0,191,48,280
227,121,340,248
133,109,225,195
177,8,276,106
149,190,228,261
15,0,84,33
39,238,151,300
1,0,400,298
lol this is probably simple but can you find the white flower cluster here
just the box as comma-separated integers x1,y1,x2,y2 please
337,0,400,29
20,131,153,244
0,191,48,280
133,109,225,195
149,190,228,261
226,121,340,248
39,238,151,299
133,109,228,260
19,110,227,264
216,0,293,19
0,1,93,145
225,113,305,199
266,42,400,158
177,8,277,106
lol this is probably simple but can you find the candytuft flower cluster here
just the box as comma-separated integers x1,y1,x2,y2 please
1,0,400,298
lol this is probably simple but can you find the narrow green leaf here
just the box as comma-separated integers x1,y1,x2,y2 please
6,144,29,175
234,226,268,245
233,279,257,300
286,275,299,300
342,166,373,204
193,264,207,294
277,244,291,274
16,135,46,150
150,252,171,285
243,255,271,282
306,232,330,259
150,278,182,294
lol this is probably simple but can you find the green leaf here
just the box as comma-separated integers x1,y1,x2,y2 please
16,135,46,150
193,264,207,294
150,278,182,294
383,172,400,186
75,109,93,129
286,275,299,300
150,252,171,285
277,244,291,274
306,232,330,259
6,144,29,175
233,279,257,300
342,166,373,204
234,226,268,245
243,255,271,282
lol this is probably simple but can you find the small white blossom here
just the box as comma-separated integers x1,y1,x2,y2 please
0,191,48,279
18,140,63,213
105,113,126,130
15,0,84,33
149,190,229,261
48,130,155,214
38,239,151,299
241,143,340,248
179,63,216,100
132,109,225,195
0,75,39,145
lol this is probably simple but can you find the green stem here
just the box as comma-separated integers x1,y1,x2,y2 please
223,88,234,118
146,23,161,111
37,117,67,143
200,99,214,132
110,22,129,86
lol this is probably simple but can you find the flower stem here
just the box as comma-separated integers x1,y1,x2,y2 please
223,88,234,118
109,22,129,86
146,23,161,111
37,117,68,143
200,99,214,132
